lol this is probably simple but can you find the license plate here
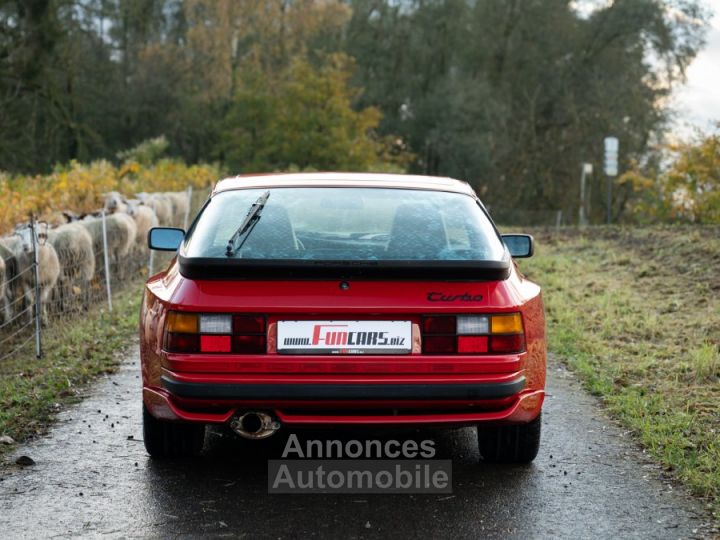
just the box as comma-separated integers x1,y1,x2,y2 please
277,320,412,354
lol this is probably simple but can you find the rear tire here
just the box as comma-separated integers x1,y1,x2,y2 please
477,413,542,464
143,405,205,458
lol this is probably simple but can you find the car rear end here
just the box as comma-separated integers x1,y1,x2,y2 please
140,176,546,461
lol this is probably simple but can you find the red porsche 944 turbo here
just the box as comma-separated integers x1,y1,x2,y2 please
140,173,546,462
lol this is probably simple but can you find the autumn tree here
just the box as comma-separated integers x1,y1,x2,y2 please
218,54,402,172
343,0,708,220
621,126,720,223
0,0,711,224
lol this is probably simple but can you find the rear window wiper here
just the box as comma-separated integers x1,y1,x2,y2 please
225,190,271,257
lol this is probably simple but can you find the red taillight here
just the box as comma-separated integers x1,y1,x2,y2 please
164,312,266,354
489,334,525,354
200,335,232,353
165,332,199,353
423,336,457,354
457,336,489,353
232,335,266,354
233,315,266,333
421,316,456,334
421,313,525,355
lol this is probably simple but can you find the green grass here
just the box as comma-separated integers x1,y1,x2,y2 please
520,226,720,520
692,342,720,382
0,285,142,455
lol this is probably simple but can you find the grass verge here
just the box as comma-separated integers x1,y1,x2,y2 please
520,226,720,521
0,285,142,457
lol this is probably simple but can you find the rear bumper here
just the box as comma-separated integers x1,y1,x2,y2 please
160,375,526,401
144,374,544,427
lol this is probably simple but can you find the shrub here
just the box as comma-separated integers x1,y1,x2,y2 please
0,158,222,234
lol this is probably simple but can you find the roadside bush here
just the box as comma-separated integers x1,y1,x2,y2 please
218,54,413,173
619,125,720,224
0,156,222,234
116,136,170,166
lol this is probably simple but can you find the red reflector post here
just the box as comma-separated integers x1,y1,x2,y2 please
423,336,457,354
233,335,267,354
457,336,489,353
490,334,526,354
200,335,232,353
165,333,199,353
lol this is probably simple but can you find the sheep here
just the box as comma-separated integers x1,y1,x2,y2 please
104,193,156,266
112,212,138,279
104,191,130,214
0,240,19,323
44,211,69,227
137,192,172,226
0,234,28,323
126,199,159,252
0,237,18,318
77,212,137,281
6,224,60,324
163,191,190,227
47,222,95,311
62,210,81,223
113,212,138,254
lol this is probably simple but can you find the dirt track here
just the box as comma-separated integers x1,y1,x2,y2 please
0,348,715,539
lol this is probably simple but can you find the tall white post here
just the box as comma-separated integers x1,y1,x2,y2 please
101,210,113,312
30,216,42,358
604,137,619,224
148,249,155,276
579,163,592,227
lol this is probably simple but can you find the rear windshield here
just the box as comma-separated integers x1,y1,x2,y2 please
184,187,505,261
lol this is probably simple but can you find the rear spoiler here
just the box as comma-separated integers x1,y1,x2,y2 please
178,255,511,281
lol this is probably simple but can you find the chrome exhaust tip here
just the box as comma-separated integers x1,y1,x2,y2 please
230,411,281,440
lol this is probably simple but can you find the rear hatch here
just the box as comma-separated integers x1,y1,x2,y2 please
164,183,526,377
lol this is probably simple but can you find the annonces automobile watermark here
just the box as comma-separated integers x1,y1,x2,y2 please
268,434,452,494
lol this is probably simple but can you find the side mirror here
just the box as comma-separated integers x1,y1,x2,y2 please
148,227,185,251
502,234,534,258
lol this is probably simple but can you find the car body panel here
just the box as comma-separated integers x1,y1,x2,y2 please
140,174,546,428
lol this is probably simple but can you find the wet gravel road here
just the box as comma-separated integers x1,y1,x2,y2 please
0,348,715,539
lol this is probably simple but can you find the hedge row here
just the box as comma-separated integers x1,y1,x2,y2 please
0,159,222,234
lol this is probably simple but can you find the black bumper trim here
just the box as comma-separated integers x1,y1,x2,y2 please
161,376,526,401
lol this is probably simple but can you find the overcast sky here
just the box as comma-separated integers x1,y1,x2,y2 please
673,3,720,134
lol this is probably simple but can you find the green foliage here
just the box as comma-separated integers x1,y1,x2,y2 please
618,126,720,224
0,156,221,234
219,54,406,172
664,130,720,223
0,0,711,214
344,0,709,217
117,136,170,165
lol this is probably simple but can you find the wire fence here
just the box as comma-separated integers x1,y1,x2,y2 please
0,186,208,363
488,208,570,228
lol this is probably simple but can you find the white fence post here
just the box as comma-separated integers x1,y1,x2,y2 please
183,185,193,230
101,210,113,312
30,216,42,358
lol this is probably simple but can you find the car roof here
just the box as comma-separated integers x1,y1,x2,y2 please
213,172,477,197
